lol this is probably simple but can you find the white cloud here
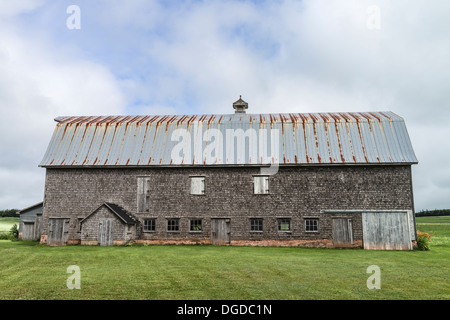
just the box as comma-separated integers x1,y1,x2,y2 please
0,0,46,17
123,0,450,210
0,5,126,209
0,0,449,211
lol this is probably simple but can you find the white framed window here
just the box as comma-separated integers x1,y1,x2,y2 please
253,176,269,194
190,176,205,195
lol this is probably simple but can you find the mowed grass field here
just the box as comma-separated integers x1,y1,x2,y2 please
0,216,448,300
0,217,19,232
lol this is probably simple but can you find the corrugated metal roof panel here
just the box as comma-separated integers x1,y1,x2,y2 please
40,111,418,167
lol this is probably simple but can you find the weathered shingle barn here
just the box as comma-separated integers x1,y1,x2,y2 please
39,98,418,249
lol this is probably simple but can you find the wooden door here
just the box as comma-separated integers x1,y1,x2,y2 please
22,222,35,240
332,218,353,247
362,211,412,250
98,218,113,246
211,219,230,245
48,218,69,246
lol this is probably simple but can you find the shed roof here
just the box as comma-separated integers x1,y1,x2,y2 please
39,111,418,167
81,203,136,225
18,202,43,215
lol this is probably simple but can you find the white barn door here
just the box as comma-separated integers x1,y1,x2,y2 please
362,211,412,250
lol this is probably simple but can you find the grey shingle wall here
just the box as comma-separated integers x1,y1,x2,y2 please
41,165,414,246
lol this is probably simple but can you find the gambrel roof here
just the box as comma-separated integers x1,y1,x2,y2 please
39,111,418,167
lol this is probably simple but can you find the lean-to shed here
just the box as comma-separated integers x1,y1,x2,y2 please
18,202,43,241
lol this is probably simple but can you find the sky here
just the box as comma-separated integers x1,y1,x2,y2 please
0,0,449,211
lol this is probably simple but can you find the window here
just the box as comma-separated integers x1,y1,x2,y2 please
167,219,180,232
190,177,205,195
305,219,318,232
190,219,203,232
143,219,156,232
250,218,263,231
77,218,83,232
277,218,291,232
254,176,269,194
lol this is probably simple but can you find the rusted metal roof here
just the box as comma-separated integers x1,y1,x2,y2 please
39,111,418,167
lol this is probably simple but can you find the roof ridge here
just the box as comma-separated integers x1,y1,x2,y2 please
53,111,402,125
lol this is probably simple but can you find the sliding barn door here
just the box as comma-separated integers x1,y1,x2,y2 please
362,211,412,250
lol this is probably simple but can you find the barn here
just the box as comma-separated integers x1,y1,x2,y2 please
18,202,43,241
38,98,418,249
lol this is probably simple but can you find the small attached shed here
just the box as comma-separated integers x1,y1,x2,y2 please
80,203,137,246
18,202,43,241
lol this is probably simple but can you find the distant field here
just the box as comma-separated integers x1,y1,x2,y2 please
0,217,19,232
0,216,448,300
415,215,450,247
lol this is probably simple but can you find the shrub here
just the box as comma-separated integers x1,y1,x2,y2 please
416,230,432,251
0,232,10,240
9,224,19,240
0,224,19,240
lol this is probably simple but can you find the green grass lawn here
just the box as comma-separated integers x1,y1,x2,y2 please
0,217,19,232
0,216,449,300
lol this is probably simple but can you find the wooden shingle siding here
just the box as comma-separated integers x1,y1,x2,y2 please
41,165,415,248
